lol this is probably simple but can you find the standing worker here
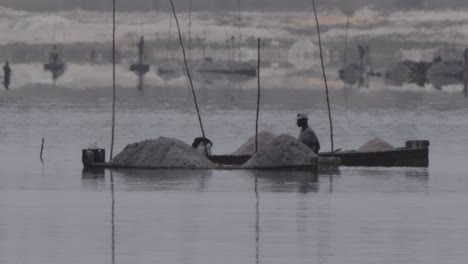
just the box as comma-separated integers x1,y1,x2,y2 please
297,113,320,154
463,48,468,97
3,61,11,90
137,36,145,64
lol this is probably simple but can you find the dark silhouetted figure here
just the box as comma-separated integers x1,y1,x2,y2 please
3,61,11,90
192,137,213,156
296,113,320,154
358,45,366,86
463,48,468,97
137,36,145,64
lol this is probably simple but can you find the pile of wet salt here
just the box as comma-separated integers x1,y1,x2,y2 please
111,137,216,169
242,134,318,169
232,131,276,156
358,138,395,152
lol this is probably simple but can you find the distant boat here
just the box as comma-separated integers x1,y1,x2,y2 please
385,60,430,87
426,58,464,89
129,36,150,78
43,44,67,82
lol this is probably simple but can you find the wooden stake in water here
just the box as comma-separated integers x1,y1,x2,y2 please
255,38,261,153
170,0,206,139
312,0,334,152
40,138,44,162
110,0,116,160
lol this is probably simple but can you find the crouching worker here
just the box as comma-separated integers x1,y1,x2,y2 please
192,137,213,156
296,113,320,154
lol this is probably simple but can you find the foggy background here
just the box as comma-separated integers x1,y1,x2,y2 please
3,0,468,12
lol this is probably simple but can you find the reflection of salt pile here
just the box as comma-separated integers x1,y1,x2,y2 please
242,134,318,169
111,137,216,169
232,131,277,156
358,138,395,152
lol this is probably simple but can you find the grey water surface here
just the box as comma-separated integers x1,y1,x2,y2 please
1,84,468,264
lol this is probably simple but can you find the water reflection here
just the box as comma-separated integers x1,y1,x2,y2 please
248,170,319,193
254,175,260,264
81,168,106,191
110,169,213,192
110,171,115,264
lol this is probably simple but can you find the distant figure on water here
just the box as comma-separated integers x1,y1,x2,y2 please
296,113,320,154
3,61,11,90
464,48,468,96
138,36,145,63
44,44,67,82
50,44,60,64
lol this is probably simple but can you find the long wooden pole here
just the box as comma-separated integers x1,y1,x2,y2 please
110,0,116,160
188,0,192,61
170,0,206,138
312,0,334,152
237,0,242,61
255,38,261,153
343,12,350,65
40,137,45,162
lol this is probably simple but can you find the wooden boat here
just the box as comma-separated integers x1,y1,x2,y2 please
207,140,429,168
320,140,429,168
82,140,429,169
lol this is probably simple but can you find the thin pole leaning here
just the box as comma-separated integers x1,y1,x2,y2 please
237,0,242,61
343,11,351,65
110,0,116,160
170,0,206,138
312,0,334,152
255,38,261,153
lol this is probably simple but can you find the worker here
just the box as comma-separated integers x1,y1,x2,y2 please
297,113,320,154
192,137,213,156
137,36,144,63
3,61,11,90
50,44,60,64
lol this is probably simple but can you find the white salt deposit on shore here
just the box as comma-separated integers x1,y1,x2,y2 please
358,138,395,152
232,131,277,156
111,137,216,169
242,134,318,169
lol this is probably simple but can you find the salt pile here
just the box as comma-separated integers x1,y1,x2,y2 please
358,138,395,152
232,131,276,156
111,137,216,169
242,134,318,169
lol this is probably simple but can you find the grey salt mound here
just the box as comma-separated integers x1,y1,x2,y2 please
232,131,276,156
242,134,318,169
358,138,395,152
111,137,216,169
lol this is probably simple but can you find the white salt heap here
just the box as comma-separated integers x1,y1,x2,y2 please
358,138,395,152
242,134,318,169
232,131,277,156
111,137,216,169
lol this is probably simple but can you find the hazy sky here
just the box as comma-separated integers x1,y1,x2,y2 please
2,0,467,12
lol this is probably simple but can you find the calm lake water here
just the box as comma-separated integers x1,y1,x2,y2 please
1,84,468,264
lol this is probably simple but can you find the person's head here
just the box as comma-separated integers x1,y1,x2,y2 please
296,113,309,128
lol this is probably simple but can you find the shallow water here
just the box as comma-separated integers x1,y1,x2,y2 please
1,84,468,264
